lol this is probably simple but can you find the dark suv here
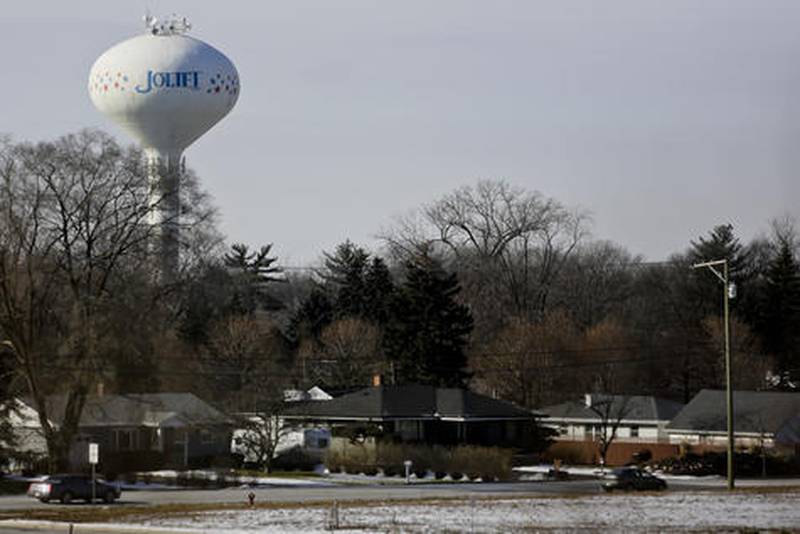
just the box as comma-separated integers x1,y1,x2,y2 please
601,467,667,492
27,474,121,504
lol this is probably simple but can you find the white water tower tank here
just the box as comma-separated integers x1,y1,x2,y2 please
88,15,239,275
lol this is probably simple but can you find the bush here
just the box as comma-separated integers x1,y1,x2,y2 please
448,446,512,482
649,451,800,477
273,447,318,471
323,449,344,473
327,441,515,481
363,466,379,476
101,451,165,477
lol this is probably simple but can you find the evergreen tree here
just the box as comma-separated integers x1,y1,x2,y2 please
384,258,473,387
757,241,800,387
364,257,395,325
687,223,754,318
320,241,370,318
287,288,335,347
223,243,285,315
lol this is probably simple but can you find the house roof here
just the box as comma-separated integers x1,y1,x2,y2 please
539,395,684,423
284,384,532,421
666,389,800,435
45,393,232,428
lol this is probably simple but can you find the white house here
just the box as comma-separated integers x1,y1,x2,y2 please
666,389,800,451
538,394,684,443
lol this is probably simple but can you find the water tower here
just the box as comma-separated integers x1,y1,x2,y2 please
88,15,239,276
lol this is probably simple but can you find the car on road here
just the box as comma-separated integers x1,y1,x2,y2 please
600,467,667,492
27,474,121,504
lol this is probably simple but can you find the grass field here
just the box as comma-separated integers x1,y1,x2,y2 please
3,488,799,533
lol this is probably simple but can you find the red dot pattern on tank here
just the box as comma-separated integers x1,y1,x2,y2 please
90,70,129,94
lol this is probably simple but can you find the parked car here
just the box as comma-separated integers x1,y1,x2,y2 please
27,474,121,504
601,467,667,492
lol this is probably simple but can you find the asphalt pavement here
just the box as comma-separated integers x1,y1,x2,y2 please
0,476,752,512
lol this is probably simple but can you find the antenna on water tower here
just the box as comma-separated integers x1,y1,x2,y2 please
88,14,239,279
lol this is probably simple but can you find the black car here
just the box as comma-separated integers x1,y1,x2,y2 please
27,474,121,504
600,467,667,492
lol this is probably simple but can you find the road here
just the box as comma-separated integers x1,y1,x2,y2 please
0,477,740,511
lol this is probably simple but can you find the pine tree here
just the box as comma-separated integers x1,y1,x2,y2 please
364,257,395,325
384,258,473,387
757,241,800,387
687,224,754,318
287,288,335,347
223,243,284,314
320,241,370,318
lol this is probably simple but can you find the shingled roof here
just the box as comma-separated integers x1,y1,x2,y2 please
539,395,684,422
45,393,232,428
666,389,800,436
284,384,532,421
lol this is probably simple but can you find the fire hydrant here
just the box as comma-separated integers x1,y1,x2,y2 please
247,492,255,507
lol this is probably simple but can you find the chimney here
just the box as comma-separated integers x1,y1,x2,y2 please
584,393,592,407
372,374,382,387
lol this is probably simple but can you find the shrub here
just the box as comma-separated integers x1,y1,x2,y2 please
649,451,800,477
448,446,513,481
273,447,318,471
324,449,344,473
210,454,238,469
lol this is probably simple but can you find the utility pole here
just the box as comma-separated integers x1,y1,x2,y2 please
691,259,735,490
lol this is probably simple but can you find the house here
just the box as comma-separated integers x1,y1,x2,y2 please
666,389,800,452
538,394,684,444
282,383,538,449
11,393,233,471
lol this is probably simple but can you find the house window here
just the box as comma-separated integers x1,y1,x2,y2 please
114,429,138,451
200,430,215,444
630,426,639,438
558,425,568,436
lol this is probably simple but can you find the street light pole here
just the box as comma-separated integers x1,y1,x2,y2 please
691,259,735,490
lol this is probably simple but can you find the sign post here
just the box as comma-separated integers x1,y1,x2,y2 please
89,443,99,503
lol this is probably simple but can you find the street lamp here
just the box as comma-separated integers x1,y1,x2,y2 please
691,259,735,490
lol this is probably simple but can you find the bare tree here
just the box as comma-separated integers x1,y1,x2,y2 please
315,318,384,387
585,394,633,470
0,130,215,471
234,399,293,473
471,311,580,408
551,241,641,329
381,180,589,328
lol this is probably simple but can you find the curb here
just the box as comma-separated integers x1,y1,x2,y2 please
0,519,203,534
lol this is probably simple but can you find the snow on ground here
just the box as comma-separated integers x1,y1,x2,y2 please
513,464,800,487
130,491,800,533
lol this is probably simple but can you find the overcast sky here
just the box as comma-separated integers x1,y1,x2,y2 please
2,1,799,266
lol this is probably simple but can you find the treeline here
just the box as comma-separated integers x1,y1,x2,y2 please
0,131,798,469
